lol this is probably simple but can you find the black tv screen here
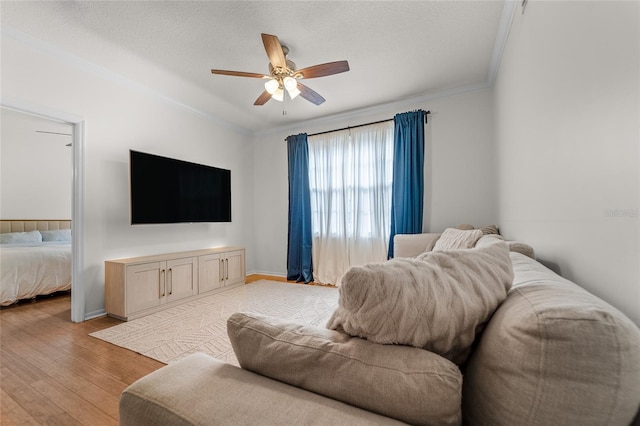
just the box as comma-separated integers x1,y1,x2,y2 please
130,150,231,224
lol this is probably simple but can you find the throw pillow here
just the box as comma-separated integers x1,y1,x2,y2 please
326,242,514,364
228,312,462,426
455,223,475,230
432,227,483,251
478,224,499,235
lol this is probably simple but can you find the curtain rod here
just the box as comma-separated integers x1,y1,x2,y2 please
285,110,430,141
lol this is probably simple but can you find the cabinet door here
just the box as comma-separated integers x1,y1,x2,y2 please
126,261,164,314
198,253,223,293
166,257,197,303
224,250,245,287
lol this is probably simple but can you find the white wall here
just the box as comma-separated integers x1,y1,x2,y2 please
494,1,640,324
1,108,74,219
1,34,255,318
251,89,497,276
9,1,635,326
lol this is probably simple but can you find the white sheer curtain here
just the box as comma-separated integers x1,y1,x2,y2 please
308,121,394,285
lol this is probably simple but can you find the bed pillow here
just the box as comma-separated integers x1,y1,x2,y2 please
228,311,462,425
0,230,42,244
326,242,514,365
40,229,71,242
432,227,483,251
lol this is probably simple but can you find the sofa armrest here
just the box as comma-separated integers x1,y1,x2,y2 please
228,311,462,426
393,233,441,258
462,253,640,425
120,353,401,426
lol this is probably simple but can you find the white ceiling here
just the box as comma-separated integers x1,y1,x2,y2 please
2,1,509,134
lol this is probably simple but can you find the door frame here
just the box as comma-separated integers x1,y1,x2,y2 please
1,99,86,322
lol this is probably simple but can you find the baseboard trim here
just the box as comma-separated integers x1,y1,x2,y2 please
246,273,288,283
84,308,107,321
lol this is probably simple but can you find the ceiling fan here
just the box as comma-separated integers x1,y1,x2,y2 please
211,33,350,106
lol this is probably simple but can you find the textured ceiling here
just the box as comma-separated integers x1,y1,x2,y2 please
2,1,507,133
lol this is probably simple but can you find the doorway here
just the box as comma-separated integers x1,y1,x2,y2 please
1,102,85,322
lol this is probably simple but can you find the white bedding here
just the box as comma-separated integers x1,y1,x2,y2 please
1,242,72,306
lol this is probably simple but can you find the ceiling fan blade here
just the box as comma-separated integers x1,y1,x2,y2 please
296,61,350,79
211,69,268,78
253,90,272,106
261,33,286,70
298,83,325,105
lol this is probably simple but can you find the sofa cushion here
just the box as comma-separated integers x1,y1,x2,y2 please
462,253,640,426
476,234,536,259
228,312,462,426
478,224,499,235
120,353,403,426
432,227,483,251
327,242,514,364
393,232,441,258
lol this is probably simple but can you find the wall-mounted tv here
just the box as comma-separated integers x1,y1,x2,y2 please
130,150,231,224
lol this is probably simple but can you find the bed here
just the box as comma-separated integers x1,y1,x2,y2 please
1,220,72,306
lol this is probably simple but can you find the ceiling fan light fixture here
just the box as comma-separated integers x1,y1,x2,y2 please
286,85,301,100
283,76,297,91
264,78,279,94
272,87,284,102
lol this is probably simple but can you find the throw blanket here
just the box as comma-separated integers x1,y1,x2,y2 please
327,242,514,364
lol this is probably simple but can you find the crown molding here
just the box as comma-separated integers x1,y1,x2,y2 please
488,0,518,87
0,96,84,124
253,82,491,138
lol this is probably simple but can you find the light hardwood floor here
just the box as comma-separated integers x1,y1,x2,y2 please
0,274,294,425
1,293,164,425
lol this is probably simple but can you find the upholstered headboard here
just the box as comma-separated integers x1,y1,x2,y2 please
0,220,71,234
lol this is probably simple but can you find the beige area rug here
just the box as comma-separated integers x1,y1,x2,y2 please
90,280,338,366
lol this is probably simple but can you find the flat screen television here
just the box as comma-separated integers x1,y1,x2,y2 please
130,150,231,224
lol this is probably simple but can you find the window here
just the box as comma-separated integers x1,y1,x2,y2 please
307,122,394,284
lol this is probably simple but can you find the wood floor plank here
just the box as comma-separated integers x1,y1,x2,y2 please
39,413,84,426
0,278,294,424
4,344,121,419
0,388,41,426
0,294,164,425
0,367,66,423
1,347,50,385
30,377,116,425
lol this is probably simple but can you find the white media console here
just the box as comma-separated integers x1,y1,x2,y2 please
105,247,245,321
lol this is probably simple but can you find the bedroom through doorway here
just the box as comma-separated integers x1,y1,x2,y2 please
1,106,79,318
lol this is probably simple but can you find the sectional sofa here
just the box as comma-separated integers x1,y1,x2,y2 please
119,231,640,425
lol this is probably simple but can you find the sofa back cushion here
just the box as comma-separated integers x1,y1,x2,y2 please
228,312,462,425
462,253,640,425
393,233,441,258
